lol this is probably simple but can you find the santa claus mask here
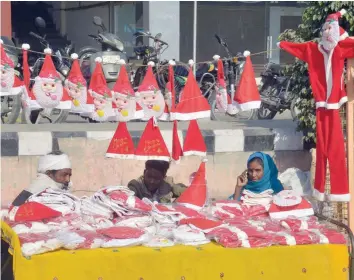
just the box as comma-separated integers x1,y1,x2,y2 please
65,80,87,107
33,77,63,108
90,94,113,121
112,93,136,122
139,88,165,119
321,20,340,51
0,64,15,93
215,84,228,112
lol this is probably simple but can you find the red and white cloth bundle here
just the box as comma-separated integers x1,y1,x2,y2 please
179,217,223,232
104,188,152,212
98,226,150,247
19,232,63,257
112,214,153,228
308,228,347,244
57,229,105,249
211,200,244,220
173,225,210,246
280,216,320,232
273,231,321,246
240,189,273,208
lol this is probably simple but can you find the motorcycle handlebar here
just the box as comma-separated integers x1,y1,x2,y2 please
29,32,43,40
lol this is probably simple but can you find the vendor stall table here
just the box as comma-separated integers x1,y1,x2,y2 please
1,221,349,280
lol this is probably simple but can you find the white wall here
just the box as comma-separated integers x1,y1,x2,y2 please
148,1,180,61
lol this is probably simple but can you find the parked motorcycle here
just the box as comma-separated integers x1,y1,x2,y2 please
0,36,22,124
257,62,299,120
78,16,127,89
21,17,73,124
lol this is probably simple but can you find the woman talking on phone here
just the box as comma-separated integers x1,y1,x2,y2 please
231,152,284,200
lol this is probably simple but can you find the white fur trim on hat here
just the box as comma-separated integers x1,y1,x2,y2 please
71,53,78,60
169,60,176,66
340,31,349,40
243,50,251,57
339,9,346,16
119,59,126,65
0,39,3,44
95,57,103,63
213,55,220,61
202,158,208,163
22,44,30,50
148,61,155,67
44,48,52,55
188,59,194,66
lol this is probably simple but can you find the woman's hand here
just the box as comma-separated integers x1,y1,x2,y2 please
236,170,248,188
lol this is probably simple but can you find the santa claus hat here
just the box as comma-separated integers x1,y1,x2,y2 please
339,26,349,41
183,119,207,157
269,190,314,219
88,57,111,99
0,39,14,68
137,61,160,94
38,48,61,80
112,60,135,99
134,102,144,119
325,9,346,23
135,117,170,161
8,202,62,222
66,53,86,86
172,60,211,120
232,51,261,111
175,159,207,209
172,120,183,163
106,122,135,159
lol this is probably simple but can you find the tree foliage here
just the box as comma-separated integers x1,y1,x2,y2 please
278,1,354,143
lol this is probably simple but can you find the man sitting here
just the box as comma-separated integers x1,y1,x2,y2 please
12,150,72,206
128,160,187,203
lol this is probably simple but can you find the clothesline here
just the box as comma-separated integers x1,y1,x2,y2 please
3,42,280,69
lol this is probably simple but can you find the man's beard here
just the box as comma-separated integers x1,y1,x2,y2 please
33,80,63,108
0,67,15,93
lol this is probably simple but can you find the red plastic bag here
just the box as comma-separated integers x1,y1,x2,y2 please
97,226,145,239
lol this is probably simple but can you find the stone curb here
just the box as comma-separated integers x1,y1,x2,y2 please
1,127,304,157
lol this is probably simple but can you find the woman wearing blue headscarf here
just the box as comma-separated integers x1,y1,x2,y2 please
230,152,284,200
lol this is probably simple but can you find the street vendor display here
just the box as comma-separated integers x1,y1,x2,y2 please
278,9,354,201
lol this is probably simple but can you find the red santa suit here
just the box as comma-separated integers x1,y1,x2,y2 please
279,10,354,201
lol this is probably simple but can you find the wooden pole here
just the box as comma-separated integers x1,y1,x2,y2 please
347,56,354,232
0,1,12,37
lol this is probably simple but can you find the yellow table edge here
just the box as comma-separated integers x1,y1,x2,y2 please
1,220,350,280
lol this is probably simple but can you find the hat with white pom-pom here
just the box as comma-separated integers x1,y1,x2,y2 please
0,40,15,68
112,58,135,99
38,48,61,80
88,57,111,99
66,53,86,86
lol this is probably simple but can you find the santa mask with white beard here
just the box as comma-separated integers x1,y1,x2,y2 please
137,62,166,120
91,93,113,121
0,39,15,94
320,10,346,52
65,80,87,107
33,48,64,108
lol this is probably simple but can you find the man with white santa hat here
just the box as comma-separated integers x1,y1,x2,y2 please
136,61,166,120
32,48,71,109
64,53,93,114
278,9,354,202
111,59,137,122
86,57,114,122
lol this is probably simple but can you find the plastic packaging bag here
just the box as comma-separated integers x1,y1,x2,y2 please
97,226,146,239
108,190,152,212
19,232,63,257
57,230,105,249
278,168,312,196
113,215,153,228
173,225,210,246
309,228,347,244
143,237,175,247
179,218,223,232
280,216,319,232
102,233,150,248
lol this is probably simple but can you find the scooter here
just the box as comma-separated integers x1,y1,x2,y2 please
78,16,127,89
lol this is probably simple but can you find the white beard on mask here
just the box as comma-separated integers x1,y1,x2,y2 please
0,65,15,94
215,84,228,113
112,93,136,122
138,90,166,120
321,21,340,51
91,95,114,122
65,80,87,106
33,77,63,108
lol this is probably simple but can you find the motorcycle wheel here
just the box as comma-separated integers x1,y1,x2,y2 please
78,46,99,82
22,108,70,124
257,103,277,120
290,97,301,120
1,94,21,124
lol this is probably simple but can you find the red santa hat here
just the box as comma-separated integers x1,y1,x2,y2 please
135,117,170,161
112,59,134,98
172,120,183,163
232,51,261,111
21,43,36,100
339,26,349,41
38,48,61,80
0,39,15,68
135,102,144,119
8,202,62,222
106,122,135,159
268,190,314,219
172,60,211,120
175,159,207,209
325,9,346,23
88,57,111,100
66,53,86,87
137,61,160,94
183,119,207,157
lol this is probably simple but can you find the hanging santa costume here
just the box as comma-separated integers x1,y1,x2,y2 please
111,59,137,122
136,61,166,120
32,48,71,110
86,57,114,122
232,51,261,112
106,122,135,159
278,9,354,201
64,53,93,114
171,60,211,120
176,159,208,210
183,119,207,157
135,117,170,161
